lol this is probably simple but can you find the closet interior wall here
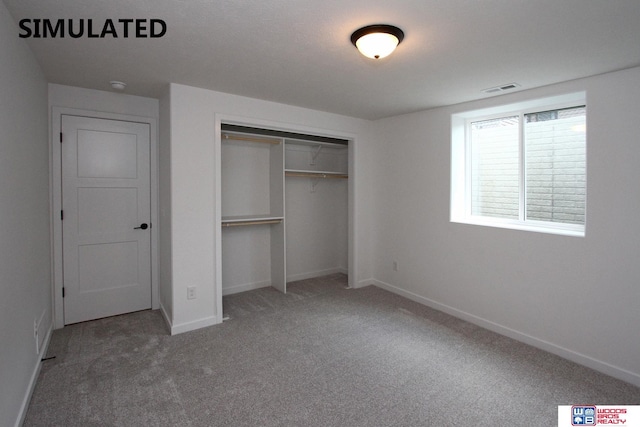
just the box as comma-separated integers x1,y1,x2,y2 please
220,127,349,296
284,139,348,282
221,132,285,295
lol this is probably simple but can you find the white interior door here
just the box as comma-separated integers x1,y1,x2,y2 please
62,115,151,324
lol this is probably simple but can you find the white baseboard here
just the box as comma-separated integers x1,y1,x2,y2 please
169,315,220,336
159,303,221,336
355,277,374,289
15,322,53,427
159,303,172,334
372,279,640,388
286,267,347,283
222,280,271,296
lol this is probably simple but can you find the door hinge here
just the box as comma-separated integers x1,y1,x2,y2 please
62,287,65,298
61,210,64,220
60,132,63,143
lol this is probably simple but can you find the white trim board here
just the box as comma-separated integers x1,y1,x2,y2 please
14,324,53,427
159,303,172,335
160,302,219,335
372,279,640,388
355,278,374,289
169,315,219,336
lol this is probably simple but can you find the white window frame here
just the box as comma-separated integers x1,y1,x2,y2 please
451,92,586,237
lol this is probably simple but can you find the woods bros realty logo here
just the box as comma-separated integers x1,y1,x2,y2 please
18,18,167,38
558,405,640,426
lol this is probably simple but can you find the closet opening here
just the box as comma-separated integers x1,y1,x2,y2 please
219,123,351,306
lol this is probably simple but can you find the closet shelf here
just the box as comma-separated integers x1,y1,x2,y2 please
222,133,281,145
285,139,348,148
221,215,284,227
285,170,348,179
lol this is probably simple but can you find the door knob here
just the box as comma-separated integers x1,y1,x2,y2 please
134,223,149,230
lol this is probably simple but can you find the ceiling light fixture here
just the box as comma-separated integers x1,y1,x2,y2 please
110,80,127,90
351,24,404,59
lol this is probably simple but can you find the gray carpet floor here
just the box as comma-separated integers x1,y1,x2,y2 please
24,274,640,426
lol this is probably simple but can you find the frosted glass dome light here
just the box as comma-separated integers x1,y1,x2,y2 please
351,25,404,59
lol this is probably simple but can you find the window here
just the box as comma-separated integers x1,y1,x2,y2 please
451,93,586,236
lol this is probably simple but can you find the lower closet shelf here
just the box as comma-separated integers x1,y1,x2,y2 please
285,170,348,179
221,215,284,227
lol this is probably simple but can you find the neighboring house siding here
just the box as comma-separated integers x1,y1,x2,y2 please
525,114,586,225
471,113,586,224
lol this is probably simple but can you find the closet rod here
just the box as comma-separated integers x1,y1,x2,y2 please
222,133,281,145
285,171,348,179
222,219,282,227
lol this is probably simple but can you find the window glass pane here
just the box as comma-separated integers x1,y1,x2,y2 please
525,106,586,225
470,116,520,219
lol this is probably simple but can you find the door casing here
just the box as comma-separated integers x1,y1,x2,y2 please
51,107,159,329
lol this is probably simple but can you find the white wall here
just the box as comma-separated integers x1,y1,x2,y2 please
370,66,640,386
0,3,50,426
163,83,373,334
48,84,160,329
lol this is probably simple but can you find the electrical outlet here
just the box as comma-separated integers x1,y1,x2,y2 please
393,261,399,272
187,286,196,300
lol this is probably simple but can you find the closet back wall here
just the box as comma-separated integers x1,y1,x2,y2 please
221,139,276,294
285,143,348,282
221,132,349,294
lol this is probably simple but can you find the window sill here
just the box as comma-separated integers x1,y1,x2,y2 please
451,216,585,237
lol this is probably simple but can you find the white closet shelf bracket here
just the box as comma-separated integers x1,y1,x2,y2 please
309,145,323,165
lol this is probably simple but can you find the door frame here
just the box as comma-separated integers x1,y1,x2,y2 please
51,107,159,329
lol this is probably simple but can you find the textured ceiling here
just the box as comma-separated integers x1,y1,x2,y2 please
4,0,640,120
